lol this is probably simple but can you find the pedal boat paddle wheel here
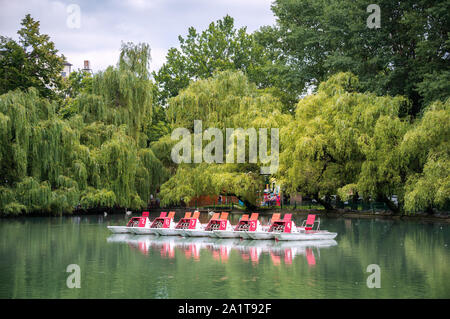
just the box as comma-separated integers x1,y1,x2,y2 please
131,211,169,235
145,211,177,236
174,211,202,236
246,213,283,240
234,213,266,239
212,212,243,238
184,212,228,237
209,212,238,238
107,211,151,234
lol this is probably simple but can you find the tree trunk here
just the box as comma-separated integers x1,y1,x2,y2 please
379,195,401,215
221,193,257,211
313,194,335,211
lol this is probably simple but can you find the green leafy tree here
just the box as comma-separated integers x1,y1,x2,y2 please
401,99,450,213
0,14,65,99
119,42,152,79
261,0,450,116
159,70,289,208
0,42,167,215
279,72,411,211
63,69,93,99
152,15,291,109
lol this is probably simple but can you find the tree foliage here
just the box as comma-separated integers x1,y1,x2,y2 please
279,72,449,213
152,15,297,110
159,70,289,208
279,73,409,209
401,100,450,212
262,0,450,116
0,40,167,215
0,13,448,216
0,14,65,100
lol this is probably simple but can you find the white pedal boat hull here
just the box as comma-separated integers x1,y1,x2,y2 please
213,230,242,238
247,231,275,240
183,229,213,237
107,226,132,234
238,231,251,239
131,227,158,235
155,228,182,236
274,231,338,241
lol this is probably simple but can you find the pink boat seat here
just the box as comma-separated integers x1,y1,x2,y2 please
304,214,316,231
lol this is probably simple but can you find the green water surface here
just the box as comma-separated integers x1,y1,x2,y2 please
0,212,448,298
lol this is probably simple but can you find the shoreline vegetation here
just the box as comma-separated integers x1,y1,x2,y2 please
1,3,449,219
1,206,448,223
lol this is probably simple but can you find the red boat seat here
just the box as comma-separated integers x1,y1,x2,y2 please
240,214,249,221
250,213,259,220
283,213,292,221
160,212,167,218
220,212,229,220
142,211,149,217
270,213,280,223
211,212,220,220
168,211,175,219
193,211,200,219
184,212,192,218
304,214,316,231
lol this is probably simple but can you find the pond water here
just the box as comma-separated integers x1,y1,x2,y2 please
0,212,449,298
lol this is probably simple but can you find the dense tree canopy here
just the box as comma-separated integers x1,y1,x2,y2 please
401,100,450,212
159,70,290,208
152,15,298,112
0,14,65,100
0,12,448,216
260,0,450,116
279,72,449,213
279,73,409,210
0,41,167,215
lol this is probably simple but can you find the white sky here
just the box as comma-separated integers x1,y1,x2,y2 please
0,0,276,73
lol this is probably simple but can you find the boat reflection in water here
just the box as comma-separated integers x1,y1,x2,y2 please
107,234,337,266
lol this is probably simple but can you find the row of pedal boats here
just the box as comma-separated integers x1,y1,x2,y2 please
107,211,338,241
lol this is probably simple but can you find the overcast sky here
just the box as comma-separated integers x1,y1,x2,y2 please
0,0,276,73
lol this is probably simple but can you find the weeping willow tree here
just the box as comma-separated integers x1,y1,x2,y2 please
280,72,449,214
166,70,288,130
0,88,81,214
401,99,450,213
279,72,411,211
159,70,290,208
75,56,153,143
0,43,168,215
